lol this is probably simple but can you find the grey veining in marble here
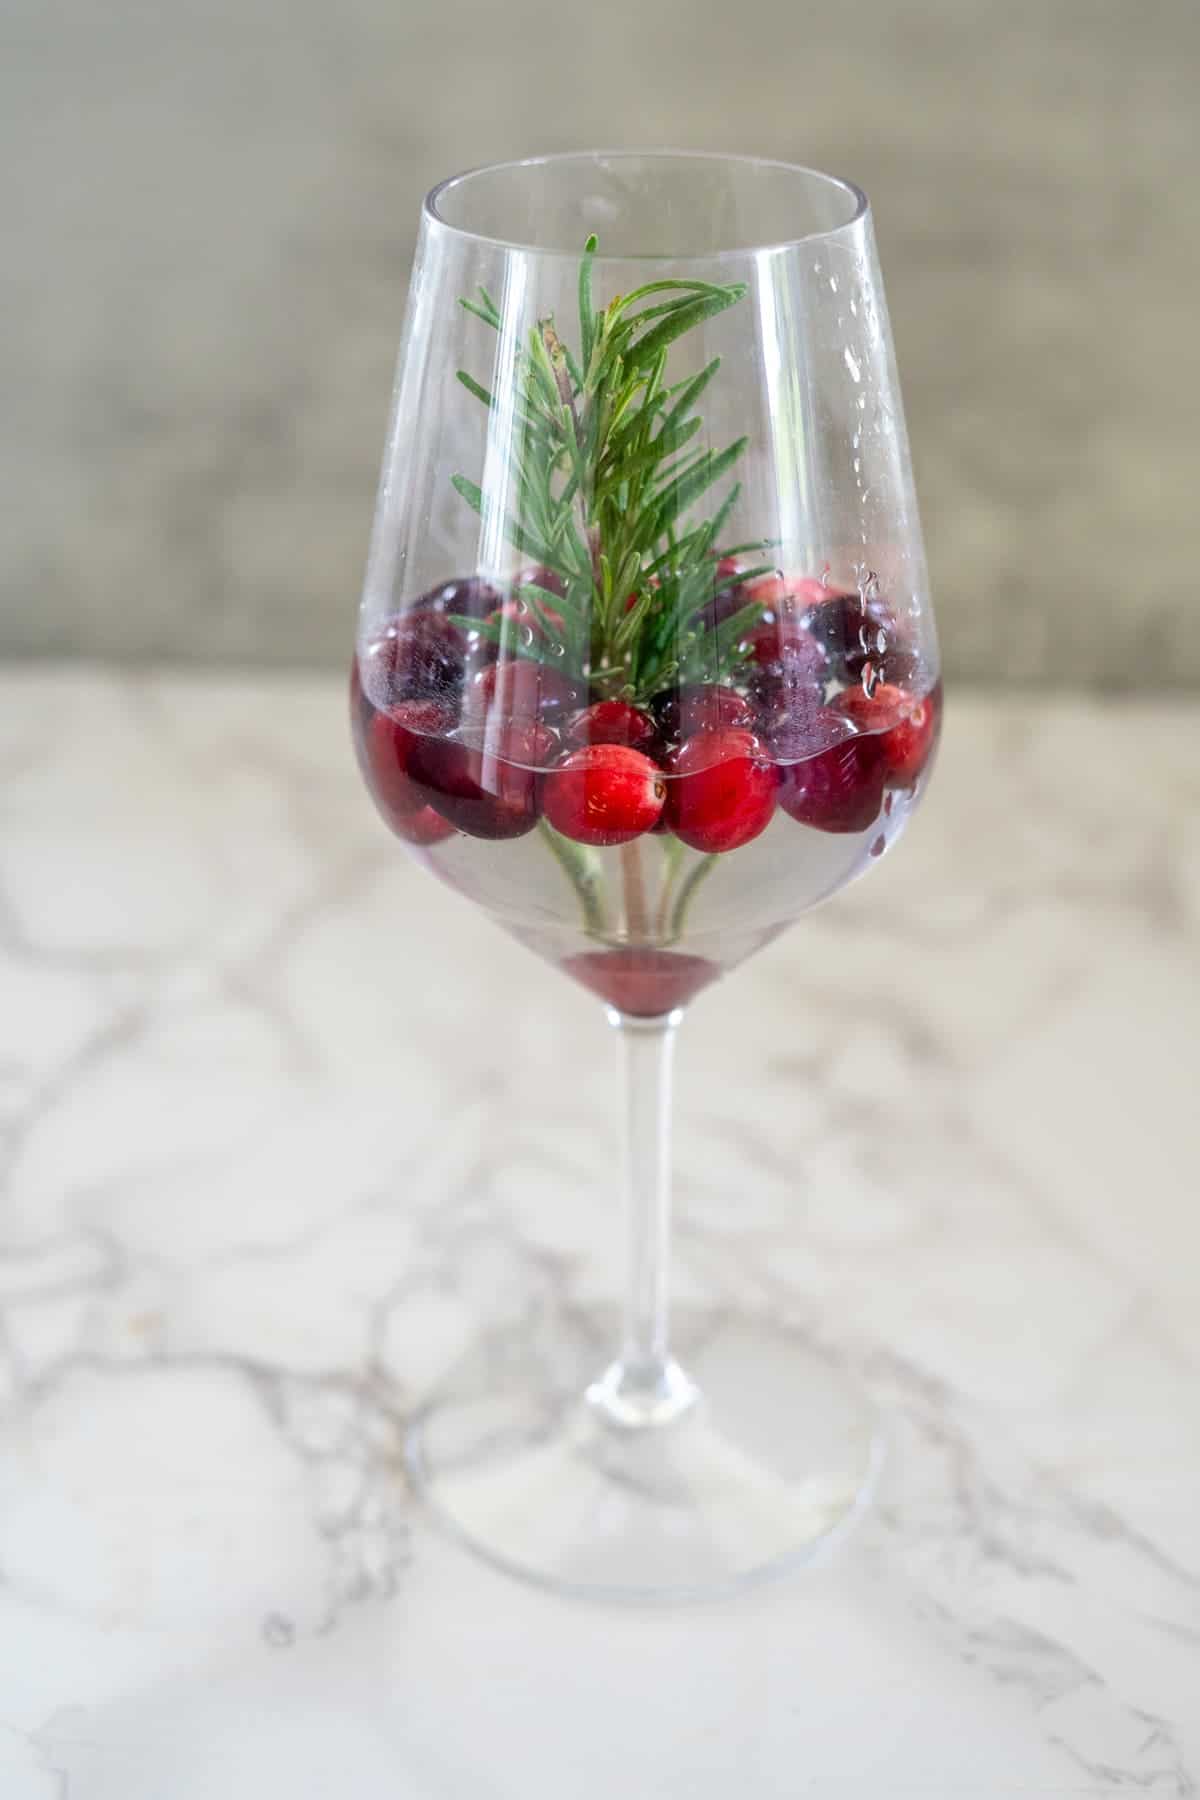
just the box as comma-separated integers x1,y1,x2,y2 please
0,667,1198,1795
3,0,1199,686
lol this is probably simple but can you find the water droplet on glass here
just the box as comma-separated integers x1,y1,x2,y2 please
850,298,858,316
875,627,888,655
520,626,534,648
843,347,862,383
856,394,866,411
829,275,839,293
869,834,887,859
861,660,880,697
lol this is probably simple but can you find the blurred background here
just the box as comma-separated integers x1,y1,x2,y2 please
4,0,1198,683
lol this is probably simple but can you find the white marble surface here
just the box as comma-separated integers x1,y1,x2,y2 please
1,668,1198,1797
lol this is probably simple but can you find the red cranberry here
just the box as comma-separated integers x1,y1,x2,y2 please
565,700,658,753
406,717,556,840
777,735,886,834
360,698,453,832
650,683,755,744
834,680,942,788
469,659,584,724
543,746,665,846
664,728,778,853
563,948,719,1016
361,612,465,710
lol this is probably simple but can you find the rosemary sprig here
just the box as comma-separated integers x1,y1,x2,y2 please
453,241,772,704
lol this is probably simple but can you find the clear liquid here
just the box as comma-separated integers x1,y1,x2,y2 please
425,789,918,1013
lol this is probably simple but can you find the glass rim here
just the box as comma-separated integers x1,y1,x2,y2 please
424,149,870,263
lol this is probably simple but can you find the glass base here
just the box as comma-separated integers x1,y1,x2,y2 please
405,1314,883,1601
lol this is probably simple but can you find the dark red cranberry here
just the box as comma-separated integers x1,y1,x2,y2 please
800,591,918,688
563,948,719,1016
834,679,943,788
664,727,778,853
360,698,453,832
691,575,753,636
406,717,556,840
565,700,658,753
360,612,465,710
745,638,828,723
543,746,665,846
650,683,755,744
777,734,886,834
469,658,584,724
415,576,503,620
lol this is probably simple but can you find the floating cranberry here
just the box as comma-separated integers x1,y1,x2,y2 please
469,658,584,724
883,681,942,786
360,612,465,710
650,683,755,744
832,679,942,788
407,717,556,840
777,734,886,834
359,698,453,832
692,575,752,636
800,590,918,688
543,746,665,846
664,727,777,853
566,700,658,753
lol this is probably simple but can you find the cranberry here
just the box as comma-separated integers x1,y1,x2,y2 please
800,591,918,688
834,680,942,788
416,576,503,620
469,658,584,724
692,578,753,636
565,700,658,753
777,734,886,834
885,681,942,785
543,746,665,846
406,717,556,840
360,698,453,832
664,727,777,853
361,612,465,710
745,639,828,724
650,683,755,744
563,948,719,1016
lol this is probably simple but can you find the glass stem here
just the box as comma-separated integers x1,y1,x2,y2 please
588,1006,698,1428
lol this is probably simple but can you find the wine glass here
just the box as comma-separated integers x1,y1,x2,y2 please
352,152,940,1599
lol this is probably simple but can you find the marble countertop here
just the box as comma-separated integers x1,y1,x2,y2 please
1,668,1198,1798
